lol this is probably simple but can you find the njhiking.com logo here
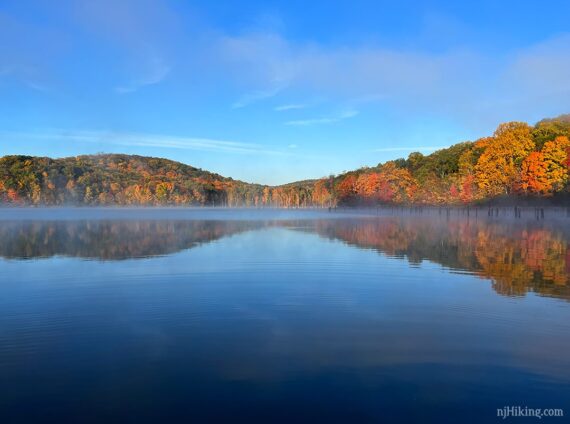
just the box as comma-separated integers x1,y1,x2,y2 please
497,406,564,419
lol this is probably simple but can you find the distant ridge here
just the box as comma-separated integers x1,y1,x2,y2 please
1,114,569,207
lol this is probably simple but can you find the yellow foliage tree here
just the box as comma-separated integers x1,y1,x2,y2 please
541,136,570,192
475,122,535,196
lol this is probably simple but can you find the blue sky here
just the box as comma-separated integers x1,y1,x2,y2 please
1,0,569,185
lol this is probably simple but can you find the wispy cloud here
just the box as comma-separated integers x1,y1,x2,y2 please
219,30,570,129
116,57,171,94
1,130,285,156
373,146,447,152
220,31,476,104
232,85,284,108
275,103,308,111
285,109,359,126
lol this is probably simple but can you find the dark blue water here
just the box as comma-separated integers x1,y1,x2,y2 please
0,209,569,423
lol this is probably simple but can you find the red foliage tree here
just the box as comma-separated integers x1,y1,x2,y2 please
460,175,475,203
449,184,459,200
336,174,358,203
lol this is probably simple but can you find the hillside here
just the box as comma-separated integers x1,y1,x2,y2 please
0,154,265,206
325,114,570,205
1,114,569,207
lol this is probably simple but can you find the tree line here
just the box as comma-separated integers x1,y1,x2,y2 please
1,114,569,207
331,115,570,206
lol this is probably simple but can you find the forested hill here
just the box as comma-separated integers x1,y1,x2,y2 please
1,114,569,207
0,154,270,206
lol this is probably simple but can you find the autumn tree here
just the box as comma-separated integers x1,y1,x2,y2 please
312,179,332,207
520,152,549,194
475,122,535,196
355,173,381,199
541,136,570,192
379,163,417,203
460,174,476,203
336,174,358,204
532,114,570,150
262,186,271,206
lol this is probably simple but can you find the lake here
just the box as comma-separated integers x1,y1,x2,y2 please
1,208,569,423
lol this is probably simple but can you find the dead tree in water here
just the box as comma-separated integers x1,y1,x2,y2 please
534,208,545,220
514,206,522,219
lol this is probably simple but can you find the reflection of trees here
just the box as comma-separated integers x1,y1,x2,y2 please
0,221,263,260
1,217,568,301
474,228,568,297
309,218,570,301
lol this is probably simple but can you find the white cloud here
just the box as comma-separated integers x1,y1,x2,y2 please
231,85,284,108
285,109,359,126
2,1,570,139
217,30,570,128
220,33,297,87
275,104,308,111
498,34,570,119
1,130,285,156
218,32,479,107
116,58,171,94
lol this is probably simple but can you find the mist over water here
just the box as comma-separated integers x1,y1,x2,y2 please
1,209,569,423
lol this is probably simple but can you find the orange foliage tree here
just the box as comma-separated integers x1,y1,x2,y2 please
336,174,358,204
520,152,549,194
475,123,535,196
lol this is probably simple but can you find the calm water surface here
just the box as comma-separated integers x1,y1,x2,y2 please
1,208,569,423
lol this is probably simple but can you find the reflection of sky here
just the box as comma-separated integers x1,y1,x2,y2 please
2,227,570,385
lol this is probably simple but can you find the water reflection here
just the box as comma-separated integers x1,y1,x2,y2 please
0,220,262,260
0,217,568,300
1,215,570,423
308,217,570,301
